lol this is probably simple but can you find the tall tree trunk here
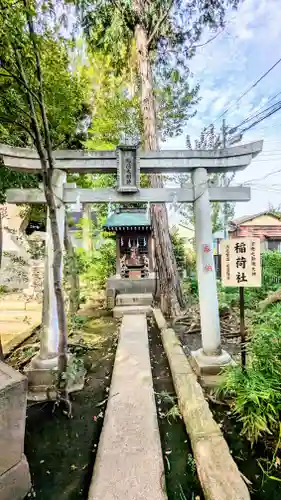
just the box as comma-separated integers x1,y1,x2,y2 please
133,17,184,316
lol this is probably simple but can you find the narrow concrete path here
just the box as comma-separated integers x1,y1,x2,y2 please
88,314,166,500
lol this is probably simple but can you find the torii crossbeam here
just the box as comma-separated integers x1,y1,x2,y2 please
0,140,263,394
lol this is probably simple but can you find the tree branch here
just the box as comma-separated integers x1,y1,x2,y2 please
0,92,34,120
191,27,225,50
13,48,46,165
0,68,41,105
147,0,174,48
23,0,55,170
0,114,36,141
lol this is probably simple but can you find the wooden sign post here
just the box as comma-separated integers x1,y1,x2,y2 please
221,238,262,368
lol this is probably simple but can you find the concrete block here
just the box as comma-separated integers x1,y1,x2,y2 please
190,349,234,379
24,356,85,402
0,361,31,498
0,455,31,500
113,305,152,319
0,362,27,474
107,276,155,295
116,293,153,307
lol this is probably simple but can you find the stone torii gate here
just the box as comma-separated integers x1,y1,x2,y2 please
1,140,263,392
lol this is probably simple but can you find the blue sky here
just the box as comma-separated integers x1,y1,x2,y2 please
166,0,281,219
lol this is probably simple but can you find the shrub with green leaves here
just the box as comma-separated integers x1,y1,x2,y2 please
75,236,116,295
218,303,281,444
217,251,281,310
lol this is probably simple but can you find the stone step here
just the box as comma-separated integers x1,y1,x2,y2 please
116,293,153,307
113,305,152,319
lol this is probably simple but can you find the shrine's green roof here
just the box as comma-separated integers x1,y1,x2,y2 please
103,211,151,231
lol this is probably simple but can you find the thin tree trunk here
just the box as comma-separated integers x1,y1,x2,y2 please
64,219,80,315
15,20,70,412
133,17,184,316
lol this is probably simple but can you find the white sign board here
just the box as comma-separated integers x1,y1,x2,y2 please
221,238,261,287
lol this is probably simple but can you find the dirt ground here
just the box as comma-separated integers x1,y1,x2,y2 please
6,312,119,500
148,320,202,500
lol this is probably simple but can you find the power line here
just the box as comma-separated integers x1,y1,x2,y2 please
225,99,281,140
231,92,281,132
240,103,281,134
212,56,281,124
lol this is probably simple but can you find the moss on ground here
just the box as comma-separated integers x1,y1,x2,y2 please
24,314,118,500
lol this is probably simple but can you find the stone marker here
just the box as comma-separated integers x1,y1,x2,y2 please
0,361,31,500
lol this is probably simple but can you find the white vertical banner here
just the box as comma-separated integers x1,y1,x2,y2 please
221,238,261,287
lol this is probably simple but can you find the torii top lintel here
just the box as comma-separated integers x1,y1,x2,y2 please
0,141,263,174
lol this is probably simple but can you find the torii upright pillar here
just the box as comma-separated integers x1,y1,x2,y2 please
32,170,65,368
191,167,231,377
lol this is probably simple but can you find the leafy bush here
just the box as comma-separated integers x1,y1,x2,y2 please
217,251,281,310
76,236,116,293
262,251,281,291
218,303,281,444
217,283,238,308
171,230,186,275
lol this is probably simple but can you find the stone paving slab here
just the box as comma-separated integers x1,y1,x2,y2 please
88,314,167,500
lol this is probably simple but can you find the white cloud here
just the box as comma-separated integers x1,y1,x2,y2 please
165,0,281,217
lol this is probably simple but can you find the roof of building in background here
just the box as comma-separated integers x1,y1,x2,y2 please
103,208,151,231
229,211,281,230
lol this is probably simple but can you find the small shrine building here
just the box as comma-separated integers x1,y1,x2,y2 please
103,207,155,307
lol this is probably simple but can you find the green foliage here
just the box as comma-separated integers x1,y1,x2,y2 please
258,424,281,485
69,314,89,336
218,323,281,443
218,299,281,444
0,0,89,205
181,125,235,232
71,0,240,139
171,230,186,274
79,48,142,149
217,251,281,311
60,353,86,385
0,1,89,148
76,235,116,293
262,251,281,291
0,167,39,204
